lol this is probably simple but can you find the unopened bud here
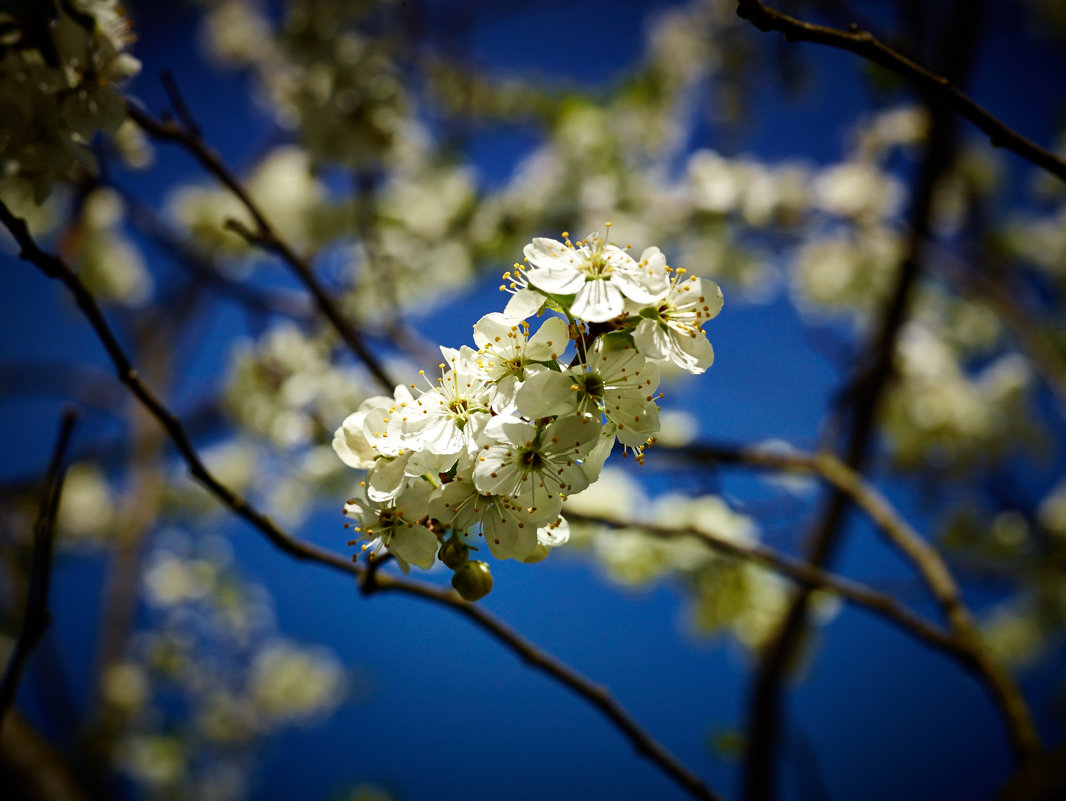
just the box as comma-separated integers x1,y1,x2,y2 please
452,560,493,601
439,537,469,571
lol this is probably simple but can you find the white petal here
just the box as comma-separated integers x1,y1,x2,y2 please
387,525,438,570
473,312,518,352
523,315,569,361
544,414,601,456
516,370,577,418
473,448,524,497
632,318,672,362
581,422,616,482
332,410,376,469
537,515,571,547
675,330,715,374
571,279,624,323
482,504,537,560
523,238,585,294
366,455,411,503
502,288,545,322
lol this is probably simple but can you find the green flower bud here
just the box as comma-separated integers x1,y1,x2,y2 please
522,543,550,564
451,560,493,601
438,537,469,570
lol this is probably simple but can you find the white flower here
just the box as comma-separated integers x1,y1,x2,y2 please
522,233,668,322
429,477,542,560
401,347,492,459
518,337,661,447
473,415,599,521
473,312,569,411
631,268,722,374
344,481,438,572
249,640,345,724
332,391,400,469
498,263,546,321
537,515,570,547
332,383,414,467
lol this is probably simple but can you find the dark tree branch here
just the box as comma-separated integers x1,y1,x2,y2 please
565,509,962,658
739,7,1042,793
734,0,1066,184
0,202,724,801
0,711,97,801
0,410,77,726
116,185,314,321
124,100,396,393
368,573,725,801
159,69,202,140
663,441,1039,765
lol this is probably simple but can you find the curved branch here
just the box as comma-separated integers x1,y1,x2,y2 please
733,18,1035,793
669,441,1040,767
564,509,961,659
0,202,724,801
124,100,396,393
369,573,724,801
0,410,77,726
734,0,1066,185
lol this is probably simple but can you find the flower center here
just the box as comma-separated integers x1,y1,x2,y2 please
581,374,605,398
520,449,545,470
582,252,613,280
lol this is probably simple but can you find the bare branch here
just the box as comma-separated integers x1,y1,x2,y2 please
369,573,725,801
0,410,77,726
1,711,97,801
738,19,1002,795
0,202,724,801
159,69,202,140
124,100,396,393
819,455,1041,764
734,0,1066,184
564,508,962,659
668,441,1041,778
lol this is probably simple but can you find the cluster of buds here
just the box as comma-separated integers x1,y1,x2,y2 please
333,229,723,600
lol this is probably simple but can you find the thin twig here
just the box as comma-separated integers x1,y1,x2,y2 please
738,18,1001,796
159,69,202,140
734,0,1066,184
0,410,78,726
369,573,724,801
124,100,396,393
0,202,724,801
563,509,962,659
819,456,1041,762
117,184,313,321
670,440,1041,776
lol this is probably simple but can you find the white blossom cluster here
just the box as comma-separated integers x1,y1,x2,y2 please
332,231,722,597
0,0,140,202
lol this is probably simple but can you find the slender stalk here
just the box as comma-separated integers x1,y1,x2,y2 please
124,101,396,393
564,509,961,658
734,0,1066,184
0,410,77,726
